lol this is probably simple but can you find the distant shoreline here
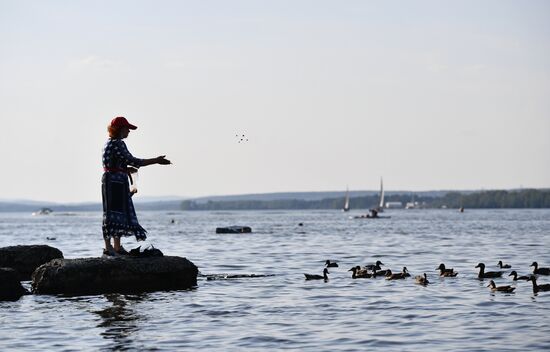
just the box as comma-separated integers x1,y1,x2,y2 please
2,189,549,212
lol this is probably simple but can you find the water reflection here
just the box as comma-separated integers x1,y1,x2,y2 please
94,294,147,351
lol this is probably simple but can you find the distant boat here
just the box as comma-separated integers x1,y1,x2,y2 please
342,187,350,212
405,193,423,209
32,208,53,216
376,178,385,212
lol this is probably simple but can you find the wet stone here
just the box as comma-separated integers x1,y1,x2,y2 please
0,267,29,301
32,256,198,296
0,245,64,280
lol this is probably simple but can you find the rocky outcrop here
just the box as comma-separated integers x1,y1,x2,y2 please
216,226,252,234
0,245,64,280
0,267,28,301
32,256,198,296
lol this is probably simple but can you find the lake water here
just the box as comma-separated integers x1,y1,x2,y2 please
1,209,549,351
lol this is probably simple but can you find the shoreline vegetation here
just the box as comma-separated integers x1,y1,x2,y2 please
1,189,549,212
181,189,550,211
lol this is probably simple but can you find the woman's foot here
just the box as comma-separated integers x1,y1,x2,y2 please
102,248,118,257
115,246,129,255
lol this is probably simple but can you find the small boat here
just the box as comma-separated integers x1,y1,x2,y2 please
32,208,53,216
352,209,391,219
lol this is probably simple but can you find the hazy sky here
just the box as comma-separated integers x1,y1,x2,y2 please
1,0,549,203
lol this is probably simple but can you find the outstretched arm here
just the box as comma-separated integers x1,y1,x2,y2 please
140,155,171,167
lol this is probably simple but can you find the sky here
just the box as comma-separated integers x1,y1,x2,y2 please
0,0,549,203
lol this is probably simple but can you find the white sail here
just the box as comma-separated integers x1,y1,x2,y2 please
378,178,385,211
343,187,350,212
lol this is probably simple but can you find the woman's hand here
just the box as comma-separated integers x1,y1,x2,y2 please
156,155,171,165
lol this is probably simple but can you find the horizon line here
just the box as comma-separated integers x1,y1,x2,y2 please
2,187,549,205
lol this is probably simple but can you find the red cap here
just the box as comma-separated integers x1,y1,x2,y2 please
110,116,137,130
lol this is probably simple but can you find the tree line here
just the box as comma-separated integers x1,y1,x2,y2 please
180,189,550,210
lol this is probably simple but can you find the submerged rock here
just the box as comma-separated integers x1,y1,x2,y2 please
216,226,252,234
0,245,64,280
0,267,29,301
32,256,198,296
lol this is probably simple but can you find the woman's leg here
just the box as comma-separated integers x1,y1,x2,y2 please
113,237,121,251
104,238,113,250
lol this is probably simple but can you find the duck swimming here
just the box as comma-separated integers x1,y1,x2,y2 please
349,266,372,279
530,262,550,275
385,267,409,280
304,268,329,280
325,260,339,268
415,273,429,285
372,267,391,277
475,263,503,279
509,271,530,281
528,275,550,293
436,263,458,277
497,261,512,269
487,280,515,293
364,260,384,271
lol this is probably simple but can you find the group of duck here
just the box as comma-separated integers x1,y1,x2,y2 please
304,260,550,294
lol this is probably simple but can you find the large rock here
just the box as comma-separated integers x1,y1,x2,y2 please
0,267,28,301
32,256,198,296
0,245,64,280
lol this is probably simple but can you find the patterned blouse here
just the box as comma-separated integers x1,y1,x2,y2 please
102,139,143,171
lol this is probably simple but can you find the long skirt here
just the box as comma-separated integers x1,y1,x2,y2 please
101,172,147,241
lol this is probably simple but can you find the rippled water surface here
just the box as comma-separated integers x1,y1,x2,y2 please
1,209,550,351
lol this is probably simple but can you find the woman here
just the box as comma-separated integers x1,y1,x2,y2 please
102,116,171,256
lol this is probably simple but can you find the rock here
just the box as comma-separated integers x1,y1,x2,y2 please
0,245,64,280
216,226,252,234
32,256,198,296
0,267,29,301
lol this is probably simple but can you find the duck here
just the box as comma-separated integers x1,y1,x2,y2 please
497,260,512,269
487,280,515,293
385,267,409,280
372,267,391,277
364,260,384,271
508,271,530,281
475,263,503,279
325,260,339,268
304,268,329,280
441,270,458,277
528,275,550,293
349,266,372,279
436,263,458,277
415,273,429,285
530,262,550,275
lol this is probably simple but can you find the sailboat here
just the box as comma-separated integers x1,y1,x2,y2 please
377,178,385,212
352,178,391,219
342,187,350,212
